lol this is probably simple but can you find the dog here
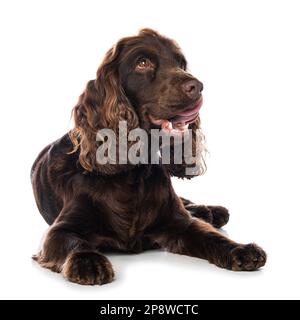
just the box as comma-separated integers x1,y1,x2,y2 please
31,29,266,285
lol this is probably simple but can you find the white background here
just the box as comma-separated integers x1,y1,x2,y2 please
0,0,300,300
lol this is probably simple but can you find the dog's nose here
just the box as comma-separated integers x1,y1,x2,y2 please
182,80,203,99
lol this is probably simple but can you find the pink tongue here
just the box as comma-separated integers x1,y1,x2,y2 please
171,99,202,125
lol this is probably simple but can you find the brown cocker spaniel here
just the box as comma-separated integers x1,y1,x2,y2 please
31,29,266,285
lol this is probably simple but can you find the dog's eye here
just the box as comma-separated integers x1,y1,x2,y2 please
136,57,154,71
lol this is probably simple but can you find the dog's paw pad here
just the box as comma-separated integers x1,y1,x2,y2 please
229,243,267,271
62,251,114,285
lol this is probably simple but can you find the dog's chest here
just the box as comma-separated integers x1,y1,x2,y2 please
100,166,171,244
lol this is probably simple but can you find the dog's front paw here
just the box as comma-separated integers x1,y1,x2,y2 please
207,206,230,228
62,251,114,285
229,243,267,271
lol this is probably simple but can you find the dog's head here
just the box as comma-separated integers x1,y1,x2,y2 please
71,29,205,174
117,28,203,134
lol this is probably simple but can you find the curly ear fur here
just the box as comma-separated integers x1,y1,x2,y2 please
69,44,139,174
166,117,207,179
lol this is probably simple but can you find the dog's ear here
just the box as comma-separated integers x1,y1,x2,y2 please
95,45,139,132
70,43,139,174
70,79,101,172
165,117,207,179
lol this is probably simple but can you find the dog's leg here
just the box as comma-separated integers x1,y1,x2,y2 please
156,209,266,271
180,197,230,228
33,203,114,285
